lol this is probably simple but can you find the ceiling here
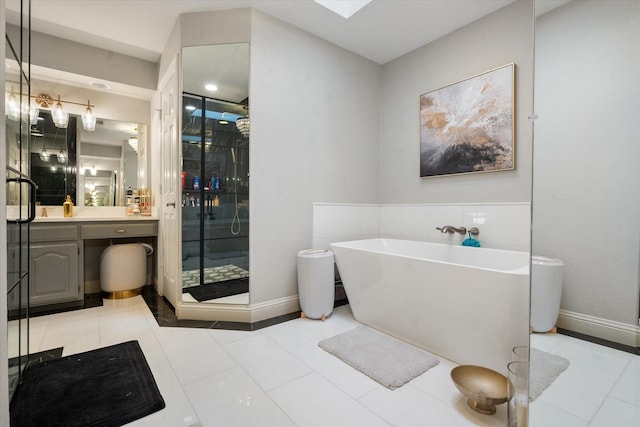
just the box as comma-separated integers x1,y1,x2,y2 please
4,1,570,108
6,0,521,66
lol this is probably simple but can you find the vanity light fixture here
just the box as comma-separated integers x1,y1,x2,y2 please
57,148,67,163
39,145,51,162
81,100,96,131
33,93,96,131
51,95,69,129
128,136,139,153
79,163,96,175
28,101,39,125
5,87,21,121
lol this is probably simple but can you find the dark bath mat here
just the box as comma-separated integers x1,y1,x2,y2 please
10,340,165,427
185,278,249,302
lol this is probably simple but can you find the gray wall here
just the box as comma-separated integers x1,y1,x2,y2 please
249,10,381,304
6,24,157,91
378,0,534,204
533,0,640,325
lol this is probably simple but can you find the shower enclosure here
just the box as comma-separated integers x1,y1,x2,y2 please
180,93,249,303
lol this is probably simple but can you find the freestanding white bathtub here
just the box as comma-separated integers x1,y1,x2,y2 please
330,238,530,375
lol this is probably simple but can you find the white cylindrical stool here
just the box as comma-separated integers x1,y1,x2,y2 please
297,249,335,320
531,255,564,333
100,243,153,299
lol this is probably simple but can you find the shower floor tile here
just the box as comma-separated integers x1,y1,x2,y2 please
182,264,249,289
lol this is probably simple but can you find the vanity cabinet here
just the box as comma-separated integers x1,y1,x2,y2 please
29,224,82,307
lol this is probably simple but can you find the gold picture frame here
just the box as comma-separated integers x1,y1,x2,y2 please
419,63,515,177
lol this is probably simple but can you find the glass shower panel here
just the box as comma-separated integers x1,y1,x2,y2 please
181,93,250,303
181,95,203,288
203,98,249,275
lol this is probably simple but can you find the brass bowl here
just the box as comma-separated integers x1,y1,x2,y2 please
450,365,511,415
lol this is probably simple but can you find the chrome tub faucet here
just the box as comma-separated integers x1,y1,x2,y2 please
436,226,479,235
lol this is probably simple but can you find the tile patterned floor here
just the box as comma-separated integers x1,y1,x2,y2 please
9,295,640,426
182,265,249,289
530,333,640,427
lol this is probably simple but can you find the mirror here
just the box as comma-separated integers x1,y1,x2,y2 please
530,1,639,425
5,71,148,207
180,43,250,305
9,110,145,207
77,119,144,206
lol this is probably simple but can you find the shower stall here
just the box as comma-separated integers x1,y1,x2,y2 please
180,93,249,303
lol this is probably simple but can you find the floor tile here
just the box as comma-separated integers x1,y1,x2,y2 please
185,367,295,427
18,293,640,427
269,373,389,427
161,331,237,386
207,327,253,344
125,361,200,427
529,400,589,427
360,382,472,427
550,334,633,375
260,317,325,350
223,334,312,391
535,358,618,421
410,358,464,407
589,397,640,427
288,340,380,399
609,355,640,407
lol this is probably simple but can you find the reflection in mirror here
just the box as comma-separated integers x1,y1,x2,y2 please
180,43,250,305
29,111,77,205
530,1,640,425
78,119,142,206
12,111,144,207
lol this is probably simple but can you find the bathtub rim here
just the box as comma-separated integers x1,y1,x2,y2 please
329,238,530,275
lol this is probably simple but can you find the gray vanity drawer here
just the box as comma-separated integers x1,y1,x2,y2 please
81,222,158,239
31,224,79,242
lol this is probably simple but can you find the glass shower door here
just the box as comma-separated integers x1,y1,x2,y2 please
6,92,36,400
181,93,249,304
6,0,34,400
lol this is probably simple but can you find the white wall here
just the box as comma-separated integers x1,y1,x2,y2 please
378,0,534,205
313,203,531,253
249,10,381,304
533,0,640,326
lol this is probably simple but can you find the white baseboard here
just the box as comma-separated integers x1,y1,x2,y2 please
175,295,300,324
557,309,640,348
249,295,300,323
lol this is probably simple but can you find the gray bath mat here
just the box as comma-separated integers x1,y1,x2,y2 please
318,326,440,390
530,348,570,400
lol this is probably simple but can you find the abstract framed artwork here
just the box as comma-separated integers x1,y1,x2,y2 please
419,63,515,178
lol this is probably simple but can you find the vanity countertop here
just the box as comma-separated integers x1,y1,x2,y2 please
11,205,159,223
33,216,158,223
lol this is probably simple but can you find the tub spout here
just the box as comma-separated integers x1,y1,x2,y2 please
436,225,467,234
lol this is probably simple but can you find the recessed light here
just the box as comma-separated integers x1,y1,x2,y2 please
205,83,218,92
185,105,196,111
89,81,111,90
